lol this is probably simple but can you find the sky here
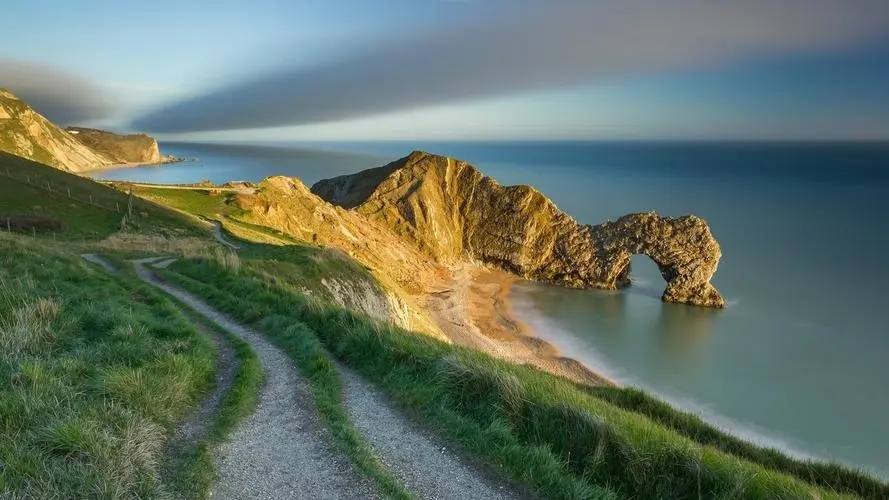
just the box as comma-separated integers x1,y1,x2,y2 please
1,0,889,141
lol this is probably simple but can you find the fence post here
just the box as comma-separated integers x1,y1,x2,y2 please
116,202,120,213
47,181,51,191
32,227,36,239
5,217,9,232
67,188,71,198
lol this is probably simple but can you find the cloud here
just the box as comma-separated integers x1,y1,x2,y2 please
0,58,116,125
131,0,889,133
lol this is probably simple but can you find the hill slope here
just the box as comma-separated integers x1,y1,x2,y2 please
0,88,112,172
312,151,725,307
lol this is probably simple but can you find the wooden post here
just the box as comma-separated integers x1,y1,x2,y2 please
46,181,51,191
5,217,9,232
116,202,120,213
32,227,36,238
67,188,71,198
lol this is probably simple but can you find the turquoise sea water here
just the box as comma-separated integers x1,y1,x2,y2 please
96,141,889,476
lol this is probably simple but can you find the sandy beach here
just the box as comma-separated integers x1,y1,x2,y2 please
423,264,615,387
81,157,184,174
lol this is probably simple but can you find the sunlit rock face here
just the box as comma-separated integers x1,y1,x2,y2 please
313,151,725,308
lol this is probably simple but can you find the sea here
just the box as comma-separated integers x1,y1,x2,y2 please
96,140,889,477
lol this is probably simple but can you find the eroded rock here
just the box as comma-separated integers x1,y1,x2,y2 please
313,151,725,308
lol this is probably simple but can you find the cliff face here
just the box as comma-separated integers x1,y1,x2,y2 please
0,89,112,172
66,127,162,164
313,151,725,308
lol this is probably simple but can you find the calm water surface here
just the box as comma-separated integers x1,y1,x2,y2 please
96,141,889,476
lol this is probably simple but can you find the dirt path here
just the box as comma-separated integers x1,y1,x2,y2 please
80,253,117,273
131,258,377,499
211,221,239,250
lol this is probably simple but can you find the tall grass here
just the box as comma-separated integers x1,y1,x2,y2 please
0,239,216,498
161,256,886,499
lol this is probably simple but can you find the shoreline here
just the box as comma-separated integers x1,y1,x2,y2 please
423,265,617,387
81,157,187,174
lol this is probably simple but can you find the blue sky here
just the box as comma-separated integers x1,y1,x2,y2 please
2,0,888,140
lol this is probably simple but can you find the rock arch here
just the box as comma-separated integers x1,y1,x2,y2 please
589,212,725,308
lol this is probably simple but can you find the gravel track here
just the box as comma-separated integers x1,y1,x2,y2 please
132,260,377,499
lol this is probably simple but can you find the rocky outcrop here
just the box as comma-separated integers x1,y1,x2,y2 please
0,88,112,172
313,151,725,308
66,127,162,164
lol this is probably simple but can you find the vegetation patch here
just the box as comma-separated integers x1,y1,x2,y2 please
0,237,216,497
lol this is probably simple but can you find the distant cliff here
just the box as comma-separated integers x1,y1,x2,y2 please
0,88,168,172
0,88,112,172
312,151,725,307
66,127,162,164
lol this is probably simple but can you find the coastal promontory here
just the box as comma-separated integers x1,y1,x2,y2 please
312,151,725,307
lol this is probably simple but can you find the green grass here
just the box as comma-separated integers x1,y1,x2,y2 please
160,253,887,499
0,235,217,497
0,152,209,241
123,186,245,220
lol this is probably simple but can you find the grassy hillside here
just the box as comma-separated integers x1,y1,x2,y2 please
0,152,208,240
158,247,887,499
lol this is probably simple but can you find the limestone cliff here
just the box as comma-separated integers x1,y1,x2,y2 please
312,151,725,308
66,127,162,164
0,88,112,172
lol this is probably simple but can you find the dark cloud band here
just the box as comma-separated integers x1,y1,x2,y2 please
0,58,115,125
131,0,889,133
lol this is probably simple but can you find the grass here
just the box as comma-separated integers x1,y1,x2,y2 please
0,235,217,497
159,253,888,499
0,152,210,241
122,186,246,220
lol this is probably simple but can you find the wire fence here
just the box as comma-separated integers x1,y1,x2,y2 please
0,164,126,214
0,164,141,239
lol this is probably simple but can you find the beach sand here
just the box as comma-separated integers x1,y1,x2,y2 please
422,264,615,387
81,157,184,174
